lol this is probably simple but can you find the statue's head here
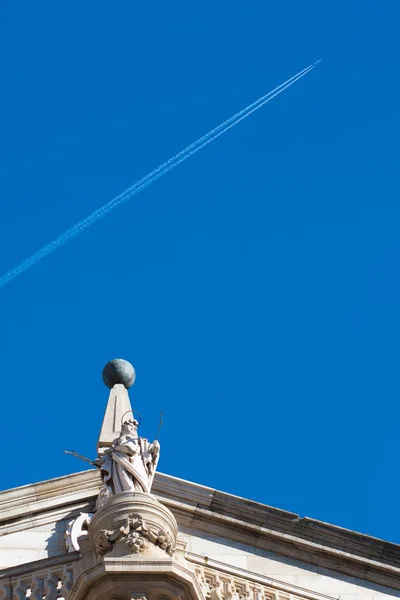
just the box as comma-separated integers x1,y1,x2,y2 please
121,419,139,437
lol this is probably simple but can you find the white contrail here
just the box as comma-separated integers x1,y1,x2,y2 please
62,62,317,228
101,61,317,209
0,61,320,289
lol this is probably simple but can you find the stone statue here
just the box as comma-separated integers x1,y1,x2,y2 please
64,359,178,563
64,359,163,512
99,418,160,496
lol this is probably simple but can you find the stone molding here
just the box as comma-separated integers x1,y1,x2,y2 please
0,503,92,539
176,501,400,591
0,471,101,525
69,556,205,600
1,470,400,590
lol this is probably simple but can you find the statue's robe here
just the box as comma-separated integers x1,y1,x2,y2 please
101,435,156,494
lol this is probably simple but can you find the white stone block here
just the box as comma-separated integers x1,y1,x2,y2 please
0,548,40,568
188,533,252,557
0,530,64,569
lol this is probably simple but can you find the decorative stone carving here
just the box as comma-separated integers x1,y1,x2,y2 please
0,583,12,600
210,587,224,600
95,485,113,511
44,573,58,600
65,513,93,552
13,579,27,600
61,566,73,599
0,568,75,600
98,418,160,496
96,361,161,496
94,511,174,556
30,576,44,600
89,491,177,559
67,361,161,500
192,563,309,600
58,360,190,600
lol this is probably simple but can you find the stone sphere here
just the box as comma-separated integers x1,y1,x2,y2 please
102,359,136,389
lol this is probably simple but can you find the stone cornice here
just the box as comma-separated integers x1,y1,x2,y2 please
178,501,400,591
0,470,101,525
1,470,400,591
186,553,339,600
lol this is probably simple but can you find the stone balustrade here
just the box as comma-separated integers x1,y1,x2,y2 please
195,565,291,600
0,561,75,600
191,561,335,600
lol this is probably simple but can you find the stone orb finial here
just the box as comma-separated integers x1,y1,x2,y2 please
102,359,136,389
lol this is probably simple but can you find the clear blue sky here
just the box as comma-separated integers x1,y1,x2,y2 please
1,1,399,544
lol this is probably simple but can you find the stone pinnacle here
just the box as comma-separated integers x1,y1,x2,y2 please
97,359,136,455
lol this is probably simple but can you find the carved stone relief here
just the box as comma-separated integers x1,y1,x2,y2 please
65,513,93,552
95,511,175,557
194,565,307,600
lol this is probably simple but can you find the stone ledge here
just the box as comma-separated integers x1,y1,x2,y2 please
0,551,80,579
0,470,101,524
70,556,205,600
175,501,400,591
1,470,400,591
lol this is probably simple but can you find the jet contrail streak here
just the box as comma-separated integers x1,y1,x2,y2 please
0,61,320,289
64,62,316,220
106,62,316,204
64,63,316,227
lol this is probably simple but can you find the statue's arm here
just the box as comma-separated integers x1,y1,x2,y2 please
114,441,139,456
149,440,160,462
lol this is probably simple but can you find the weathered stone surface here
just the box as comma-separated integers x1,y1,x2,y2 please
70,556,204,600
89,492,177,559
1,470,400,594
97,384,134,454
97,419,160,501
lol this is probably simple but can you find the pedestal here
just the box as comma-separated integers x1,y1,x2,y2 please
68,492,203,600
